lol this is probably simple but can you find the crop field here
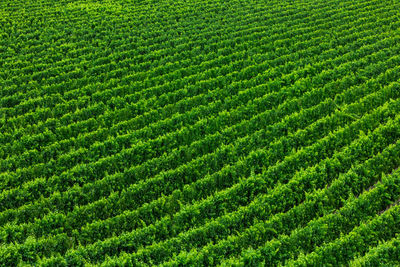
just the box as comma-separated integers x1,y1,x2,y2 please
1,0,400,265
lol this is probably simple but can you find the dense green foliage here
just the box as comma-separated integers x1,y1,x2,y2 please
1,0,400,265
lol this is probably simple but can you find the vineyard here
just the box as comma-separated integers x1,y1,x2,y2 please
1,0,400,265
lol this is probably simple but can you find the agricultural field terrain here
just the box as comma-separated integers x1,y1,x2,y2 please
1,0,400,265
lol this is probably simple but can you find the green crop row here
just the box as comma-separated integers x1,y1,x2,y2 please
2,0,400,265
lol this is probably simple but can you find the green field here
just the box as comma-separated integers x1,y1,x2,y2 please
1,0,400,265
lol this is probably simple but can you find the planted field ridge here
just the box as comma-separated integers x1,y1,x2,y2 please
1,0,400,265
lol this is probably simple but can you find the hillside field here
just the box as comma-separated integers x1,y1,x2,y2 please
1,0,400,265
